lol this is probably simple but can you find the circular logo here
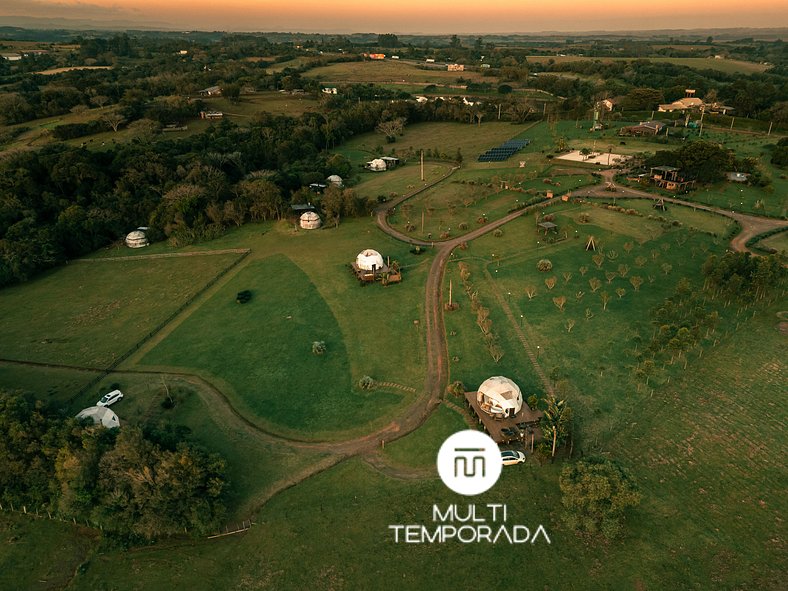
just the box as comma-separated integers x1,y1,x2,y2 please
437,430,502,496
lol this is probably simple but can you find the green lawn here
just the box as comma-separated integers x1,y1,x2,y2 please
351,162,452,198
336,120,539,171
0,253,242,368
758,229,788,253
0,513,98,591
306,59,490,84
384,403,468,469
138,255,366,434
596,198,736,236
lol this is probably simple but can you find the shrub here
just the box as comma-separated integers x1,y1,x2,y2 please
359,376,375,390
446,381,465,397
527,394,539,410
537,259,553,272
312,341,326,355
493,228,503,237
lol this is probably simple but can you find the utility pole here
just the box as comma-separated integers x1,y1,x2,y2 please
767,121,773,136
698,107,705,138
730,117,735,131
420,149,425,181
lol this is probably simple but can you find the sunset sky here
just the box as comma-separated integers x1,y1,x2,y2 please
1,0,786,33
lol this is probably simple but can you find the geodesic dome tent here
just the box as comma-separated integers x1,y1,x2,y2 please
367,158,386,172
125,230,149,248
299,211,322,230
76,406,120,429
477,376,523,418
326,174,343,187
355,249,385,271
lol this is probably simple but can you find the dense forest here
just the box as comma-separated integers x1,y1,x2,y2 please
0,390,226,539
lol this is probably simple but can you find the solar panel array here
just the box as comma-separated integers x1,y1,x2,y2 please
477,139,530,162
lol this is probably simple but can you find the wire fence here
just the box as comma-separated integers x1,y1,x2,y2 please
0,501,254,540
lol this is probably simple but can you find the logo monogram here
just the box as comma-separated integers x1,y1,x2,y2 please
437,431,501,496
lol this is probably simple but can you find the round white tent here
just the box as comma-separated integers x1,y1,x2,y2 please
125,230,149,248
76,406,120,429
367,158,386,172
356,249,385,271
326,174,343,187
477,376,523,418
299,211,322,230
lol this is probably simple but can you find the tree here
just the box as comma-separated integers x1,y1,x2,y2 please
629,276,644,291
525,285,537,300
600,291,611,311
223,84,241,103
541,395,573,458
545,276,557,290
588,277,602,293
376,117,406,142
102,112,126,132
553,295,567,311
565,319,576,333
616,287,626,299
559,457,641,539
377,33,400,47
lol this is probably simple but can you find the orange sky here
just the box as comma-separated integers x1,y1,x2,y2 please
2,0,787,32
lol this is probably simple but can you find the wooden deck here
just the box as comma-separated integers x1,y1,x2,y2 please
463,390,544,446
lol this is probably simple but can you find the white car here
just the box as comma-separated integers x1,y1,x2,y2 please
97,389,123,407
501,450,526,466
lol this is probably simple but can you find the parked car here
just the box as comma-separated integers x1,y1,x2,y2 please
501,450,526,466
96,389,123,407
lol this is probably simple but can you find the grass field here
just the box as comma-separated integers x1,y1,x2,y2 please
110,219,432,439
383,403,467,469
306,60,490,84
337,120,539,172
758,229,788,253
350,163,452,198
596,198,736,236
200,92,320,117
140,255,363,433
0,513,98,591
0,253,242,368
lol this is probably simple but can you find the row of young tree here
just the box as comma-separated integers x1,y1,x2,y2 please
0,391,226,539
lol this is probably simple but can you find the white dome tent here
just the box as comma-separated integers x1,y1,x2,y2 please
366,158,387,172
326,174,343,187
477,376,523,418
355,249,385,271
125,230,149,248
299,211,322,230
76,406,120,429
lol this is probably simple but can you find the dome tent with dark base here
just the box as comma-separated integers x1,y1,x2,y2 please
76,406,120,429
355,248,385,271
477,376,523,418
125,230,149,248
299,211,322,229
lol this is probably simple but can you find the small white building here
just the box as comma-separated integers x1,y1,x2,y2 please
76,406,120,429
477,376,523,418
327,174,343,187
299,211,322,230
125,230,149,248
366,158,387,172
